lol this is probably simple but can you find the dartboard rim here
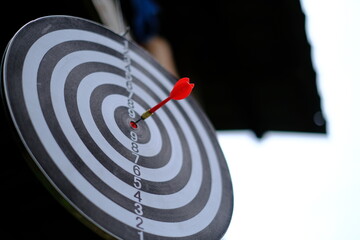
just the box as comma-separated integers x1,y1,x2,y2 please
0,18,119,240
1,15,233,240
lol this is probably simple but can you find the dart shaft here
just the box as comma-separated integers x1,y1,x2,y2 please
135,97,171,123
149,96,171,113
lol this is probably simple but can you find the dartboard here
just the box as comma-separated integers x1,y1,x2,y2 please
1,16,233,240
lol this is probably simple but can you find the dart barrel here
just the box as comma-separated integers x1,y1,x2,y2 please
1,16,233,239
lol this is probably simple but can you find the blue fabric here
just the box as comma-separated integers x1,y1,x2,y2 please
130,0,160,43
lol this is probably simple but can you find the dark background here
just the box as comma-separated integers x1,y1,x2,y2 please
155,0,326,138
0,0,327,138
0,0,326,239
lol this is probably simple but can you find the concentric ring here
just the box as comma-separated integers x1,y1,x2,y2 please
1,16,233,240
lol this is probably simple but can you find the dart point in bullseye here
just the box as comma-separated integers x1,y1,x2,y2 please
131,77,194,127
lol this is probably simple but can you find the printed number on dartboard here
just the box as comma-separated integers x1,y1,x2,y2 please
132,135,144,240
125,39,145,239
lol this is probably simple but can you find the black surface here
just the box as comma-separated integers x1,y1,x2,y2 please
156,0,327,138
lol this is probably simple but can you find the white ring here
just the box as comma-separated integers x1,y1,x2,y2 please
21,28,223,237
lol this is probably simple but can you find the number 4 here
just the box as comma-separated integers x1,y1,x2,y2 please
134,190,142,202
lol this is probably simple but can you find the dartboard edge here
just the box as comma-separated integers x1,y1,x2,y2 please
1,15,234,240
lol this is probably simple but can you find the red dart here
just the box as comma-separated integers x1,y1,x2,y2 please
133,77,194,125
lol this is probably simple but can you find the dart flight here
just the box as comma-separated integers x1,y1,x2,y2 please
136,77,194,123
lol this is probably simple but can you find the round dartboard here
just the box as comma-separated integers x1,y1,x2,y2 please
1,15,233,240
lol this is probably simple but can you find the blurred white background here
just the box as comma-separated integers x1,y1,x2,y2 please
221,0,360,239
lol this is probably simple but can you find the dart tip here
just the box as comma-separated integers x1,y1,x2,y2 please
130,109,152,128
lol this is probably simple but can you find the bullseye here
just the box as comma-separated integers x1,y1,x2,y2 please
1,15,233,240
130,121,138,129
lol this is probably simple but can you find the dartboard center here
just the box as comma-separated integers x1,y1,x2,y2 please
130,121,138,129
